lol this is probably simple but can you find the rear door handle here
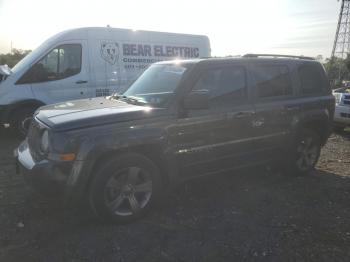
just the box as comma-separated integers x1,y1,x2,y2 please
76,80,88,84
285,105,299,111
227,111,254,119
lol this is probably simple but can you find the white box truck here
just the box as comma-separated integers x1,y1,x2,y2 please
0,27,210,135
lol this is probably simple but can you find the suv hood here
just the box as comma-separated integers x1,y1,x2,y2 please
35,97,165,131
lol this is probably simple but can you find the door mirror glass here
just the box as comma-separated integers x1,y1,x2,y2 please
183,90,210,110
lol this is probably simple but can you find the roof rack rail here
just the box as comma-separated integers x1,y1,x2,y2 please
242,54,315,60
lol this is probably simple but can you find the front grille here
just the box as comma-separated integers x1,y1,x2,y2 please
27,119,44,161
340,112,350,118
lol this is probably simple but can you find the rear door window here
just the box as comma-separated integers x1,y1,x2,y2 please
253,65,293,98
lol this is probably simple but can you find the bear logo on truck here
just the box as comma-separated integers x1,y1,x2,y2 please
100,41,119,65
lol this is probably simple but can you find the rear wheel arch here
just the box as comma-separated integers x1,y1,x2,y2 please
298,117,331,145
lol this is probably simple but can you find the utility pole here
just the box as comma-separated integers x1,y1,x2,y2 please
332,0,350,58
331,0,350,84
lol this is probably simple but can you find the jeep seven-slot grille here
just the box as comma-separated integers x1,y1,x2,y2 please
344,95,350,105
27,120,44,161
340,113,350,118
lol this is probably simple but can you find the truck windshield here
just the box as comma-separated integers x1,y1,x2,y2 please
122,63,190,107
11,41,51,75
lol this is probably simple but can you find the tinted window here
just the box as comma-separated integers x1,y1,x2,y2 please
253,65,292,98
123,63,191,107
298,64,326,95
192,67,246,105
124,64,188,95
17,44,81,84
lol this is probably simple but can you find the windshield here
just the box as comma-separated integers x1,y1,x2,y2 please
122,63,191,107
11,41,51,75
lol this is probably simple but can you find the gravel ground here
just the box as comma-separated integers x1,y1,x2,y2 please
0,128,349,262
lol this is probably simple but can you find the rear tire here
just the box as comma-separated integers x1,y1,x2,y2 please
286,128,321,176
88,153,163,224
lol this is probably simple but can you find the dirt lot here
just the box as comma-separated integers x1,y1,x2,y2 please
0,128,349,262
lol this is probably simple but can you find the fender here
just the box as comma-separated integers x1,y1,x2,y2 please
62,126,178,206
1,99,45,123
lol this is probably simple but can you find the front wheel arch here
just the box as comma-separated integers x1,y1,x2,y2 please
9,102,44,137
86,144,171,191
6,99,45,122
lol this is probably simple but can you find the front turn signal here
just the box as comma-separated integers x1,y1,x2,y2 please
59,153,76,161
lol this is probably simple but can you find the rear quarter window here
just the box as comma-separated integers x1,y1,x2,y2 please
298,63,329,95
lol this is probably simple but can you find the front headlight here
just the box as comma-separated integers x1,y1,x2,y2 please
40,130,49,153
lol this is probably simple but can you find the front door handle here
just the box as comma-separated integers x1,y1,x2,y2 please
76,80,88,84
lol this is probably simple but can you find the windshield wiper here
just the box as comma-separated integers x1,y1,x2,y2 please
111,94,147,106
110,94,126,100
123,96,147,106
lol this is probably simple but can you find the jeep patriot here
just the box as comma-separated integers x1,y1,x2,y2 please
15,54,335,223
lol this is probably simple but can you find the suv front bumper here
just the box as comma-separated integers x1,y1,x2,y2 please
0,105,8,125
334,104,350,126
15,141,69,196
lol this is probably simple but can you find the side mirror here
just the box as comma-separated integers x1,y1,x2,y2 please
183,90,210,110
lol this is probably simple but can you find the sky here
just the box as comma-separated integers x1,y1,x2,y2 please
0,0,341,58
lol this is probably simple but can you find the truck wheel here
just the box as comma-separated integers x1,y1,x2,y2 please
287,128,321,175
11,107,36,138
89,153,162,223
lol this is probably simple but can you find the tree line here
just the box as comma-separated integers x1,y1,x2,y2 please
0,49,31,68
323,55,350,87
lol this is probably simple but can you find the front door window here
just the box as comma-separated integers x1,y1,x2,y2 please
17,44,82,84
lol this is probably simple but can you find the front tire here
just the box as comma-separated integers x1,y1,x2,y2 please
88,153,163,223
287,128,321,175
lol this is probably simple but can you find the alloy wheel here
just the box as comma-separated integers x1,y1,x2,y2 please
104,167,153,216
295,137,319,171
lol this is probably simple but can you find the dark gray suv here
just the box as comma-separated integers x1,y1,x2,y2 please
15,54,335,223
